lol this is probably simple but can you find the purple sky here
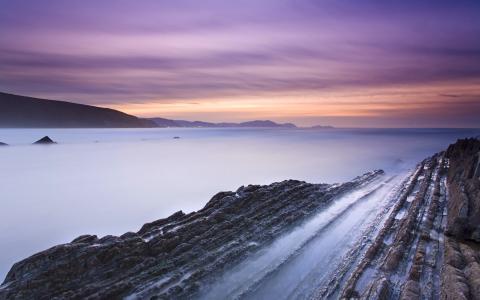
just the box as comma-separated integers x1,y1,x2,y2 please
1,0,480,127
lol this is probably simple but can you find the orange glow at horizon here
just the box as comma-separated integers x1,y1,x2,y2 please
104,80,480,126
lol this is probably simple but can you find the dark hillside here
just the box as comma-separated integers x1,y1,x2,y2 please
0,92,155,128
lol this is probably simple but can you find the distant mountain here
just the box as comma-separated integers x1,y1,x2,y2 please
149,118,297,128
0,92,329,129
0,92,156,128
308,125,334,129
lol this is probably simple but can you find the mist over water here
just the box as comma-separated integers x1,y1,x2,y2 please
0,128,479,279
201,174,403,299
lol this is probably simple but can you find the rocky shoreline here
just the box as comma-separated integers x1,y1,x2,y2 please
0,138,478,300
0,170,383,299
338,138,480,300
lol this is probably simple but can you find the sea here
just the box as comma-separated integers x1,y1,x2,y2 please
0,127,479,280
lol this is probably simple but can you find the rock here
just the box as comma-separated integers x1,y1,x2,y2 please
33,136,56,144
383,244,405,271
339,139,480,300
445,138,480,241
365,276,390,300
0,142,7,146
0,170,384,299
441,264,470,300
173,136,180,139
71,234,98,244
444,238,465,269
400,280,420,299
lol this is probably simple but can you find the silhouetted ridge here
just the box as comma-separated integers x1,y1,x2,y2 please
149,117,297,128
0,92,156,128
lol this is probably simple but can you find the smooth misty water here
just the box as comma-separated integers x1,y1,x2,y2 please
0,128,478,280
201,175,403,299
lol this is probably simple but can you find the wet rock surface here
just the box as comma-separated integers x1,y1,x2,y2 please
339,138,480,300
0,170,383,299
445,138,480,241
441,138,480,300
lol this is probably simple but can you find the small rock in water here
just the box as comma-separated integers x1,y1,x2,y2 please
0,142,8,146
173,136,180,139
33,136,56,144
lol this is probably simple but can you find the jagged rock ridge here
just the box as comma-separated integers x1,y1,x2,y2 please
338,138,480,300
0,171,383,299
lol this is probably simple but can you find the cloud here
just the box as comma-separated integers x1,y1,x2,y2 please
2,42,479,105
0,0,479,127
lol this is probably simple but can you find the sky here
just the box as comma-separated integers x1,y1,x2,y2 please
1,0,480,127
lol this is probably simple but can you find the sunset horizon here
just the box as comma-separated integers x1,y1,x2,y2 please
1,0,479,128
1,1,480,298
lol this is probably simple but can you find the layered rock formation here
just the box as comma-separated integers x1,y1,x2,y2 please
339,138,480,300
444,138,480,241
339,154,446,299
441,138,480,300
0,171,383,299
